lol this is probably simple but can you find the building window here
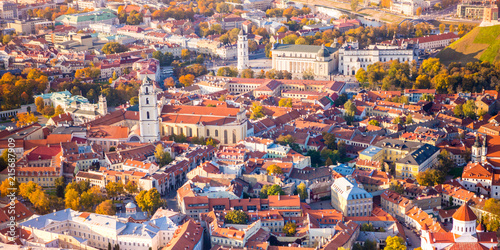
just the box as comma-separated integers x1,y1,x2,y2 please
147,111,150,119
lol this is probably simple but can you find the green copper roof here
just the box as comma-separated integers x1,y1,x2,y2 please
56,9,117,23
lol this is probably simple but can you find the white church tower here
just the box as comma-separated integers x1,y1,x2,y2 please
98,94,107,116
139,77,160,143
237,29,249,70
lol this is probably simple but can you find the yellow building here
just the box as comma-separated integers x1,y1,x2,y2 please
358,146,384,162
395,144,440,179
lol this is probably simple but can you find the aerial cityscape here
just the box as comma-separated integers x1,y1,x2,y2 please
0,0,500,249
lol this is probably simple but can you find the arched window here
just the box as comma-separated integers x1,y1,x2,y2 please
145,87,149,94
207,129,210,137
146,98,149,105
146,111,150,119
224,130,228,144
215,130,218,137
233,130,236,144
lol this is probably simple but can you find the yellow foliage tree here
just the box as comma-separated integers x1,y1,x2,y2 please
96,200,116,215
14,112,38,128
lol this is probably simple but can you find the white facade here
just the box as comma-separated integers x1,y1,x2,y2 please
271,43,339,77
237,30,249,70
139,77,160,143
339,41,418,75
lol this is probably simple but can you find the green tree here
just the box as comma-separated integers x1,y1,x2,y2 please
344,100,356,124
384,236,406,250
297,182,307,200
267,184,284,196
225,210,248,224
55,176,65,198
260,185,270,198
405,114,413,124
282,222,297,236
454,104,464,117
322,133,337,150
463,100,477,119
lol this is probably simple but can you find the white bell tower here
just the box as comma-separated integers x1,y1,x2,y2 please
139,77,160,143
237,29,249,70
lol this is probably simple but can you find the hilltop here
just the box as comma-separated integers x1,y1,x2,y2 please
436,25,500,65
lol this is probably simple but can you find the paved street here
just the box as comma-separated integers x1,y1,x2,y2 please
163,188,179,212
308,200,334,210
404,226,421,249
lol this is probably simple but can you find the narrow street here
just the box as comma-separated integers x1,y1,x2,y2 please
403,226,421,249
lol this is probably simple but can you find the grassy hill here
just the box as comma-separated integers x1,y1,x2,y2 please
436,25,500,65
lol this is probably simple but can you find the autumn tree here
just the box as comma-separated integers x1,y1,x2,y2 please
96,200,116,215
164,77,175,88
250,102,265,120
225,210,248,224
19,181,40,199
181,49,191,61
14,112,38,128
416,169,445,186
351,0,358,11
35,97,45,113
102,42,128,55
65,188,81,210
54,105,65,116
105,182,124,199
384,236,406,250
283,222,297,236
356,68,367,84
241,69,254,78
217,67,239,77
155,144,172,167
297,182,307,200
416,7,422,16
125,181,139,194
179,74,195,86
136,188,164,215
278,98,293,107
344,100,356,124
439,24,446,34
0,178,18,197
266,164,283,175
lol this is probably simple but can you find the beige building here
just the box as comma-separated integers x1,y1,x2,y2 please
331,176,373,217
160,105,247,145
395,144,440,179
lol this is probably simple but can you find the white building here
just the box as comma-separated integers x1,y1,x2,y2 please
390,0,429,16
338,40,418,75
237,29,249,70
272,43,339,77
420,203,498,250
20,208,178,250
330,176,373,217
139,77,161,143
